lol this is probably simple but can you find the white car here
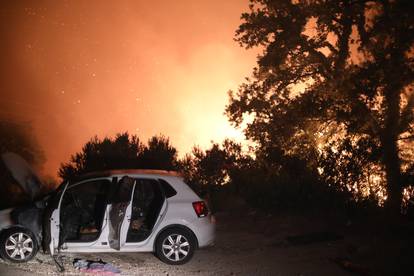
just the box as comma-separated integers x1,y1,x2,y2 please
0,169,215,265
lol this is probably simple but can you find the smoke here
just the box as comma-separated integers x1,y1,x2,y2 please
0,0,255,177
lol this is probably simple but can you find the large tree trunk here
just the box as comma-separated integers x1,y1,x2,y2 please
382,91,403,214
382,136,402,214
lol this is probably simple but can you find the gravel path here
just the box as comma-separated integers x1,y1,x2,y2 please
0,212,352,276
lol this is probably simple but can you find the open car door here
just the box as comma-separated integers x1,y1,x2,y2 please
48,182,69,255
125,178,167,243
108,176,135,250
49,178,112,254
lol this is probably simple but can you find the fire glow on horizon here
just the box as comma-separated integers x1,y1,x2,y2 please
0,0,256,176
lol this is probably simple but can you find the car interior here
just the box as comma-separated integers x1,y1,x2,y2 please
59,179,109,243
126,178,165,243
58,176,165,246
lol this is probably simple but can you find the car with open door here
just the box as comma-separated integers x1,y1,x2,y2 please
0,169,215,265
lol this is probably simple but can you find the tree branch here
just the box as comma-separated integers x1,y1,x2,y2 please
398,93,414,134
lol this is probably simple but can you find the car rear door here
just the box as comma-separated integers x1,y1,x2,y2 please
125,178,167,244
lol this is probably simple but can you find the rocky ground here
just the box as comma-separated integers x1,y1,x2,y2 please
1,211,412,275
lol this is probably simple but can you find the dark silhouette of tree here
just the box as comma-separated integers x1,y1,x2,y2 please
140,135,178,171
181,144,228,192
227,0,414,213
180,140,241,212
180,138,343,212
59,133,178,180
318,136,385,204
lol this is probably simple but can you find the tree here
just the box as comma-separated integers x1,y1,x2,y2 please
179,140,245,212
227,0,414,213
180,144,229,193
140,135,178,171
59,133,178,180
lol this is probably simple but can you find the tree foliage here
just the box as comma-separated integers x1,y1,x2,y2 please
227,0,414,212
181,142,231,191
179,140,250,212
140,135,178,171
180,139,344,212
59,133,178,180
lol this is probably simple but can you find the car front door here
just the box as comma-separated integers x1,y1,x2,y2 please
48,182,68,255
49,178,111,253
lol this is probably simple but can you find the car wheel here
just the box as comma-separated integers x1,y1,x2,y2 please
155,227,196,265
0,228,38,263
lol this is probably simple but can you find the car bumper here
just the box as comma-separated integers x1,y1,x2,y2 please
188,214,215,248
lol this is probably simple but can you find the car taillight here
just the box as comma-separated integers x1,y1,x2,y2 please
192,201,208,217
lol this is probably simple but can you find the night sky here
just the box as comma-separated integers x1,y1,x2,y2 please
0,0,256,177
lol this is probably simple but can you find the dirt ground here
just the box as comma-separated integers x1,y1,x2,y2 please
0,211,412,275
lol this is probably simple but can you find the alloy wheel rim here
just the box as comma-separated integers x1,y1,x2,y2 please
5,232,33,260
162,234,190,262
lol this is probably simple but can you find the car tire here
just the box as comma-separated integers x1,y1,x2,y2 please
155,227,196,265
0,227,38,263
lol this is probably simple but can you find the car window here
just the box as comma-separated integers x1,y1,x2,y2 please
111,176,135,203
61,180,108,209
158,179,177,198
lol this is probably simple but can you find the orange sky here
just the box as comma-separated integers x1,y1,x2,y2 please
0,0,256,177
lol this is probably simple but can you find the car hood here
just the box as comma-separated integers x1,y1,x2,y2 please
1,152,42,200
